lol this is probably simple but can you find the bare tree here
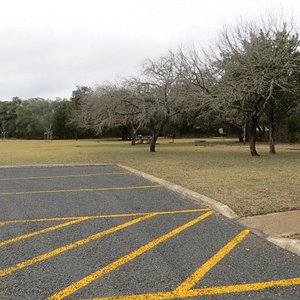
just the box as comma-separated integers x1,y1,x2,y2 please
138,52,187,152
177,48,218,117
72,82,146,144
211,19,300,156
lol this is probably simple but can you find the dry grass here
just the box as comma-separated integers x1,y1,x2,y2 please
0,138,299,217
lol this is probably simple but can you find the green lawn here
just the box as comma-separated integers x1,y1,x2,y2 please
0,138,299,217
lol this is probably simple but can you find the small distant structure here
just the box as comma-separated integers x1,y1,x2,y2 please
136,135,151,144
219,128,226,137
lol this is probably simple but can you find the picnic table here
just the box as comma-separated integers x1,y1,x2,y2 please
137,135,152,144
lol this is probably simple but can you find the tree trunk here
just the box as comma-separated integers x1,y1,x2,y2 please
269,109,276,154
149,117,169,153
269,130,276,154
242,122,249,144
120,126,129,141
224,122,243,143
131,130,137,146
150,133,158,152
248,117,260,156
131,136,136,146
237,131,243,143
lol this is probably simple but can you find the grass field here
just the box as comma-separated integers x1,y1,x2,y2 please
0,138,299,217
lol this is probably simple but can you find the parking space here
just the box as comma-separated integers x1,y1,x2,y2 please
0,165,299,299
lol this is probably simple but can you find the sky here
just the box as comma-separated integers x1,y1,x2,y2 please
0,0,299,100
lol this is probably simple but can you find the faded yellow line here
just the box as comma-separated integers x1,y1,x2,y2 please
84,277,300,299
0,214,155,277
175,229,250,292
0,172,129,181
0,209,210,226
0,218,88,247
0,185,161,196
154,209,210,216
48,211,213,300
0,217,83,226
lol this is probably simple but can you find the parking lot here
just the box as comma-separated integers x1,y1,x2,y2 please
0,165,299,299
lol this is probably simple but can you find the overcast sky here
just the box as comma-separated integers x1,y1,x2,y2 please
0,0,299,100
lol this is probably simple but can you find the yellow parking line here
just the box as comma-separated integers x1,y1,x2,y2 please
154,209,210,216
0,185,161,196
0,172,129,181
0,218,89,247
0,214,155,277
0,209,210,226
85,277,300,299
175,229,250,292
48,211,213,300
0,217,83,226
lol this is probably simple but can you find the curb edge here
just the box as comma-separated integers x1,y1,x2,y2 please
118,164,300,256
117,164,239,220
267,236,300,256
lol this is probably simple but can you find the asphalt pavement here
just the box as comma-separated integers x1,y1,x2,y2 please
0,165,299,300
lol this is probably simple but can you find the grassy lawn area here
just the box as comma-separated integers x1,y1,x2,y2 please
0,138,299,217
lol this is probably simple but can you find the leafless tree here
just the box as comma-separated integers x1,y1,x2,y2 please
138,52,188,152
211,19,300,155
72,82,146,144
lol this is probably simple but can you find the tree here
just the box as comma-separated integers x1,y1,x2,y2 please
94,83,146,144
52,99,77,139
0,98,21,138
71,83,132,141
265,47,300,153
15,99,54,139
69,86,93,139
76,52,191,152
175,49,229,140
212,20,300,156
138,52,187,152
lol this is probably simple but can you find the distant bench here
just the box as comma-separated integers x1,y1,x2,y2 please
194,139,206,146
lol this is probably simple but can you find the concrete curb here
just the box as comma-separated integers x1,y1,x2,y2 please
117,164,239,220
267,236,300,256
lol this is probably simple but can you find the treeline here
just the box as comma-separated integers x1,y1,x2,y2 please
1,18,300,155
0,97,76,139
71,19,300,155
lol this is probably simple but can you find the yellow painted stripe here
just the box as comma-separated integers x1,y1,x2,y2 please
0,214,155,277
84,277,300,299
0,185,161,196
0,209,210,226
0,172,129,181
0,217,82,226
48,211,213,300
175,229,250,292
0,218,88,247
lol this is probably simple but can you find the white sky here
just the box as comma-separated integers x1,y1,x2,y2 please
0,0,299,100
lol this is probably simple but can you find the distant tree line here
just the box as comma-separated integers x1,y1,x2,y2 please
1,17,300,155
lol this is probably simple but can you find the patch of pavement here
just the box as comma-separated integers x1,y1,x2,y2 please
239,210,300,256
240,210,300,237
0,164,299,300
